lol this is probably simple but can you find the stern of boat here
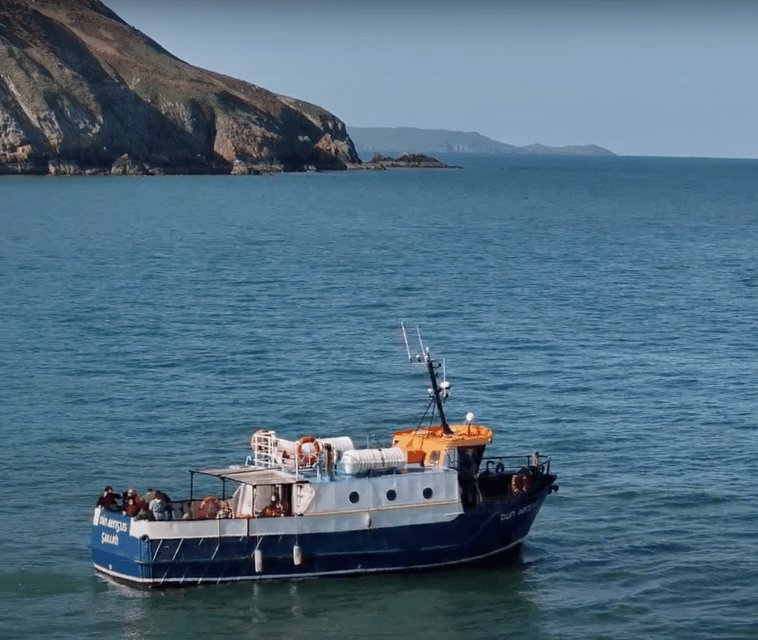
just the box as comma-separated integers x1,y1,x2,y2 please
91,508,150,584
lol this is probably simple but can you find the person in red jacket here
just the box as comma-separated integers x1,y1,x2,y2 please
96,486,119,512
123,488,144,516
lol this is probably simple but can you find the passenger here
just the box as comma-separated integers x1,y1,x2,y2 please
142,487,157,504
123,488,143,517
134,505,154,521
96,486,119,512
149,490,173,521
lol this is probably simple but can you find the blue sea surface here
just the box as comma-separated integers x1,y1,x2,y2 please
1,154,757,639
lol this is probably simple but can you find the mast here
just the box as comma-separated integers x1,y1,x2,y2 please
402,324,454,436
424,346,453,435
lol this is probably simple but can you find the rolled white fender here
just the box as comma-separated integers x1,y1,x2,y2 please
342,447,406,475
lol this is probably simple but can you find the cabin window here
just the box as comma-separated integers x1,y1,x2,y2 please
386,489,397,501
423,487,433,500
349,491,360,504
428,450,440,465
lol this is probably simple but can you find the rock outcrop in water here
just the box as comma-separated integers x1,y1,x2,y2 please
362,153,459,169
0,0,361,175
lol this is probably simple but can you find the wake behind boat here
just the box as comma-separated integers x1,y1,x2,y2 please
90,326,558,587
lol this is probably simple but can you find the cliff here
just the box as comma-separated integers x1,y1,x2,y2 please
0,0,360,175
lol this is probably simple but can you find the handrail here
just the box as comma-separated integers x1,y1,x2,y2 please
477,454,552,475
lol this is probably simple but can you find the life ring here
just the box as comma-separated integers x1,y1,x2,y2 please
198,496,219,519
510,474,532,496
296,436,321,466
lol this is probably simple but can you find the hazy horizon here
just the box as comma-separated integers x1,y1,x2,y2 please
102,0,757,159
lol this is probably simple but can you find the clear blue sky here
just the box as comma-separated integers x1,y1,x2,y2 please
102,1,757,158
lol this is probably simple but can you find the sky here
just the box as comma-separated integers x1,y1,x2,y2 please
101,1,757,158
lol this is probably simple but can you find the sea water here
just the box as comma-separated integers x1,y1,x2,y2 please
1,154,757,639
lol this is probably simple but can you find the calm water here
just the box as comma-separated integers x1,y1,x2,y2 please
1,155,757,639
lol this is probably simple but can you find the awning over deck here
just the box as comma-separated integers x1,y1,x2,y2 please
190,466,299,486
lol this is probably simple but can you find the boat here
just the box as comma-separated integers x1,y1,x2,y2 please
90,326,558,587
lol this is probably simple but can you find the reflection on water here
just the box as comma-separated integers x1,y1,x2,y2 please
94,553,546,640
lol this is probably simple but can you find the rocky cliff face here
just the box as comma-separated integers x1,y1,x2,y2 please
0,0,360,175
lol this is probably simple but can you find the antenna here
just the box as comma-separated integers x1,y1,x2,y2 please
401,322,412,360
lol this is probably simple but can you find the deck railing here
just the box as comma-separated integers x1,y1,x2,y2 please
479,454,551,476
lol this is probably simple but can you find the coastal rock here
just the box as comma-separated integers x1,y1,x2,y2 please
109,153,146,176
0,0,360,175
359,152,458,170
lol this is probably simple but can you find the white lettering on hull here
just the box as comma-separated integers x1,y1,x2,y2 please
500,502,537,522
101,532,120,545
98,514,128,533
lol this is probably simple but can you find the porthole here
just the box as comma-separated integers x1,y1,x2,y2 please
423,487,433,500
349,491,360,504
386,489,397,501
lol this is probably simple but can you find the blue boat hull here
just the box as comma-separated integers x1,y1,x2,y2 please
91,486,551,587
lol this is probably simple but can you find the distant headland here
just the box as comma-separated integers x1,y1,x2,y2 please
347,127,615,156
